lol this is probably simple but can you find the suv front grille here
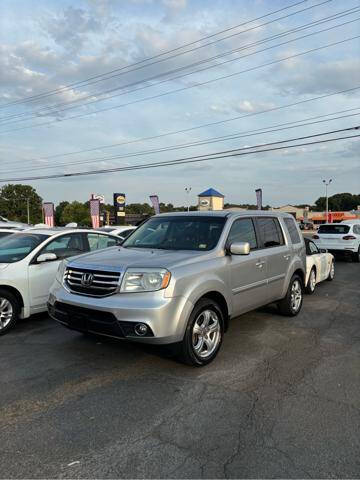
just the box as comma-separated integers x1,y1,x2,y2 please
64,267,121,297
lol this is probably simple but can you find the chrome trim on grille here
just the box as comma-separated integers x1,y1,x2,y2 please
64,266,121,297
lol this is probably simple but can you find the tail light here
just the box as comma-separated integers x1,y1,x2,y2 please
343,235,356,240
313,234,319,239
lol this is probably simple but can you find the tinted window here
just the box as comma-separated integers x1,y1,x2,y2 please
42,234,85,259
257,218,284,248
227,218,257,249
318,225,350,234
123,216,226,251
305,239,318,255
0,233,49,263
284,218,301,244
0,232,13,239
97,227,116,233
118,229,134,239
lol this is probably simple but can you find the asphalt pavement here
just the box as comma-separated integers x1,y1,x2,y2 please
1,260,359,479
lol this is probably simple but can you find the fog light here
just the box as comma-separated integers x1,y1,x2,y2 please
135,323,148,336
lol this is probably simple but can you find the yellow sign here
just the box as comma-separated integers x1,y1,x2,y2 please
117,211,125,216
116,195,125,204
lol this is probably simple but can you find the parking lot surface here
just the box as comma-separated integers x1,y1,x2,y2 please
1,260,359,479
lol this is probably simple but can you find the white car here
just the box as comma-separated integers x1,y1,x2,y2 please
0,216,29,229
304,238,335,294
0,228,122,335
97,226,136,240
312,223,360,262
0,227,24,240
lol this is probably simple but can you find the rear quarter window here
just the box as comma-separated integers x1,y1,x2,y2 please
284,217,301,244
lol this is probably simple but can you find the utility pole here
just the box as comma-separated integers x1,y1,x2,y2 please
322,179,332,222
185,187,192,212
27,198,30,225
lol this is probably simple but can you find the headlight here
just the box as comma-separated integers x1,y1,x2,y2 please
120,268,171,293
56,259,68,283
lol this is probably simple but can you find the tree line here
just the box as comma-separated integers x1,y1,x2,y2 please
0,184,359,225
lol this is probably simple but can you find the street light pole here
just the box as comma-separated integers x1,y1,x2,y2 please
322,179,332,222
185,187,192,212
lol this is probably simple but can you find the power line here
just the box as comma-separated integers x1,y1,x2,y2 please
2,35,359,135
1,127,358,182
2,2,352,123
4,85,359,164
0,0,316,109
2,109,359,173
2,12,359,127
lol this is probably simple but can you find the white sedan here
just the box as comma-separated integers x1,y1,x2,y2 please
304,238,335,294
0,228,122,335
97,226,136,240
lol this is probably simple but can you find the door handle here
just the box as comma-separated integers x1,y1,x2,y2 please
284,254,291,260
255,261,265,268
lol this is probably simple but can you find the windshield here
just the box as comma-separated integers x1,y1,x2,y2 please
0,233,49,263
318,225,350,234
122,216,226,251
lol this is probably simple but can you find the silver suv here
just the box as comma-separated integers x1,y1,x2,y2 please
48,211,306,366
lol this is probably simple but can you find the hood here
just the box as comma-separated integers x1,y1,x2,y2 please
68,245,217,271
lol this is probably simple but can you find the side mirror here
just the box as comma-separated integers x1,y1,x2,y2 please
229,242,250,255
37,252,57,263
319,248,327,253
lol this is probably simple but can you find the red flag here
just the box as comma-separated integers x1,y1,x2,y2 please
90,199,100,228
43,202,54,227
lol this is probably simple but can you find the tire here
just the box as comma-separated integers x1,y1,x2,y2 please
327,261,335,281
278,274,303,317
0,289,20,336
353,247,360,263
305,268,316,295
178,298,224,366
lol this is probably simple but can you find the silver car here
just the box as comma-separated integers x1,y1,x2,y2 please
48,211,306,366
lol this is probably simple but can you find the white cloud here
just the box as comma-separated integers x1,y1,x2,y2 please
271,59,360,96
162,0,187,9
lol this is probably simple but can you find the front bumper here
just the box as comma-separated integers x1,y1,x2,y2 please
48,282,194,344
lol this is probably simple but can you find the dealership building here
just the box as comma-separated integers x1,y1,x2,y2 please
271,204,360,223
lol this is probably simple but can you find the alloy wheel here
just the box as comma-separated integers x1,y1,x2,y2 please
192,309,221,359
290,280,302,313
309,270,316,291
0,298,13,330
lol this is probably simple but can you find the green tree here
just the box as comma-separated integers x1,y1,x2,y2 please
55,201,69,226
0,184,42,224
314,193,360,211
60,201,91,226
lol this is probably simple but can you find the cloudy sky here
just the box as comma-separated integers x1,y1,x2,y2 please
0,0,359,207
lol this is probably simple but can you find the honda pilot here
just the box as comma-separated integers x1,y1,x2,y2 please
48,211,306,366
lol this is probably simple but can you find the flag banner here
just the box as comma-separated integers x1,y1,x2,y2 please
43,202,54,227
255,188,262,210
149,195,160,214
90,199,100,228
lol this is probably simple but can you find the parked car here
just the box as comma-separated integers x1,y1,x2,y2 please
0,228,122,335
312,223,360,262
48,212,306,366
0,216,29,229
299,220,314,231
304,238,334,294
0,227,24,239
97,226,136,240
